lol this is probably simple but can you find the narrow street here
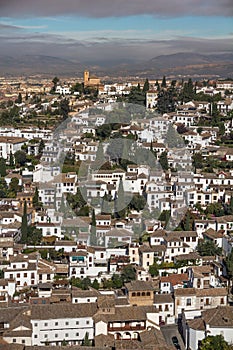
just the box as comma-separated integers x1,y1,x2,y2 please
161,324,186,350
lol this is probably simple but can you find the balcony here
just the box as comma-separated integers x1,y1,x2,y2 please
108,324,145,332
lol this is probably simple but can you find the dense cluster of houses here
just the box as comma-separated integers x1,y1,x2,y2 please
0,78,233,349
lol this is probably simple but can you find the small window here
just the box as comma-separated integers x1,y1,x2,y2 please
44,323,48,326
55,322,58,326
65,321,69,325
86,320,90,324
76,321,79,325
76,332,79,336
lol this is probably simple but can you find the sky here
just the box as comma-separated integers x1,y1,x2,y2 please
0,0,233,64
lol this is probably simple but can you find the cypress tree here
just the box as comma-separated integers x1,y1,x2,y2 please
115,177,126,218
0,158,6,177
21,201,28,244
143,78,150,93
9,152,14,167
90,209,97,246
161,76,167,88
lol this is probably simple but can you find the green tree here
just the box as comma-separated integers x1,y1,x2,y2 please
159,151,169,171
60,98,70,120
127,86,146,106
121,265,136,283
90,209,97,246
184,211,191,231
115,177,126,218
181,78,194,102
8,177,21,197
20,201,28,244
92,278,100,290
161,76,167,88
226,249,233,291
149,261,159,277
157,88,175,114
38,139,45,155
143,78,150,93
15,93,22,104
51,76,59,93
196,240,222,256
111,274,123,289
9,152,14,167
0,158,6,177
32,187,42,209
199,334,230,350
26,227,42,245
129,194,146,212
14,150,27,166
96,123,112,140
82,332,91,346
158,210,171,227
192,152,204,171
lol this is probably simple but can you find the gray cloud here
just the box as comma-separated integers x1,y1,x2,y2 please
0,30,232,64
0,0,232,18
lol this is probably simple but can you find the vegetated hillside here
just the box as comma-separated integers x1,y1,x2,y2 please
0,52,232,78
0,55,84,76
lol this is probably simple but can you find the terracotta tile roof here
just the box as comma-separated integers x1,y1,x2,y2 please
188,317,205,331
196,287,227,297
154,294,174,304
31,302,97,320
160,273,189,286
125,280,154,291
174,288,196,296
202,306,233,327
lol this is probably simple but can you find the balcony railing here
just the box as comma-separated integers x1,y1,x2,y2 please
108,325,145,332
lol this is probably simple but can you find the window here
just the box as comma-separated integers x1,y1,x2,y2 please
76,321,79,325
34,335,38,338
44,334,48,338
76,332,79,336
34,323,38,327
65,333,69,337
44,323,48,327
86,321,90,325
186,298,191,306
13,339,16,343
65,321,69,325
55,322,58,326
221,298,224,304
55,334,58,338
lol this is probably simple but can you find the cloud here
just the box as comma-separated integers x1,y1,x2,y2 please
0,0,232,18
0,29,232,64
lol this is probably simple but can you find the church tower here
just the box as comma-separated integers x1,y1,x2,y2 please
84,70,89,86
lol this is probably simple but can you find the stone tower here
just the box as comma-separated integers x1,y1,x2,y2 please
84,70,89,86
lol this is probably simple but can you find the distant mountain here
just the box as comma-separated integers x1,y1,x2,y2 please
103,52,233,79
0,55,84,76
0,52,232,78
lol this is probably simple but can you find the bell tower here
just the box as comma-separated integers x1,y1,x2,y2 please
84,70,89,86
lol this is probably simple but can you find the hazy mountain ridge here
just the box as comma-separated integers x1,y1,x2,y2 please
0,52,232,78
